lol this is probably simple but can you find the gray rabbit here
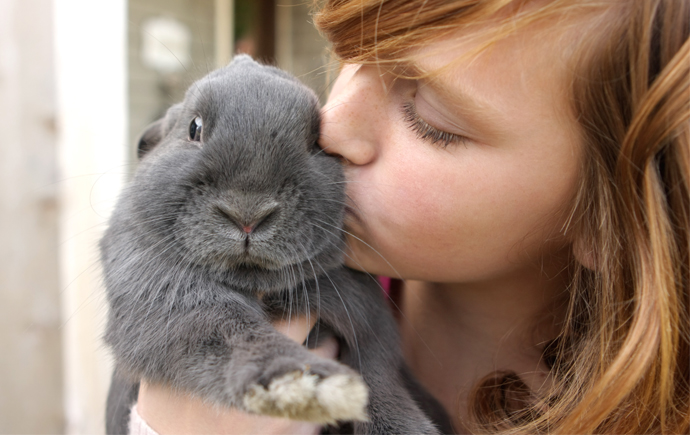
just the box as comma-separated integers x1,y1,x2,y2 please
102,55,448,434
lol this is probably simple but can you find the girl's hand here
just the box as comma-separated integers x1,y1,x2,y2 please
136,317,339,435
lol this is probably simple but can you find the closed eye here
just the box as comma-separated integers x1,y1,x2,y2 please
402,101,469,149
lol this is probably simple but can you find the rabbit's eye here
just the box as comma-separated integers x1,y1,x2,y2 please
189,116,203,142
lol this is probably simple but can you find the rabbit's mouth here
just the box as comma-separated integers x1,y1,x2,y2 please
235,253,283,270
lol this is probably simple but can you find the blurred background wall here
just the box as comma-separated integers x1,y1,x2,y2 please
0,0,63,432
0,0,330,433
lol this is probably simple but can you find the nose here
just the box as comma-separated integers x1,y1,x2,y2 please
214,199,279,235
319,64,386,166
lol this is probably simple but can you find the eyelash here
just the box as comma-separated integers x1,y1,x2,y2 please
402,101,469,149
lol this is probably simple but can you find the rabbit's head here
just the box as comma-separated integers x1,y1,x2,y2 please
122,55,345,292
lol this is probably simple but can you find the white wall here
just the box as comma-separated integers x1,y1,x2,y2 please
0,0,63,432
54,1,128,433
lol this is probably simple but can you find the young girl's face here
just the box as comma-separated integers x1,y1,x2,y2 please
319,21,584,283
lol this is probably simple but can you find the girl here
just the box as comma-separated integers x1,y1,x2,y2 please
134,0,690,433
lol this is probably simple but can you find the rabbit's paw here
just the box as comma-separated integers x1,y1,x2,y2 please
243,369,368,424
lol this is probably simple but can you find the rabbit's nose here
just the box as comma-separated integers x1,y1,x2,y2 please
214,200,280,235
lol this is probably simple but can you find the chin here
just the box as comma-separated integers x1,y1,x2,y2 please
343,255,367,272
342,237,396,277
341,236,370,271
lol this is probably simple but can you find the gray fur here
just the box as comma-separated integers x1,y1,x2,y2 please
102,55,442,434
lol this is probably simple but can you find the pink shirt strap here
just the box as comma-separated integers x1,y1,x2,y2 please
377,275,392,296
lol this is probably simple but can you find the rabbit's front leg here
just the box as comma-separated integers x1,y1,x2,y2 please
106,290,369,425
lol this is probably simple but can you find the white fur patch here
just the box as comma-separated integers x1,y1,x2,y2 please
243,370,369,424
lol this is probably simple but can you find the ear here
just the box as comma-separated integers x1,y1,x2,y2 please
572,237,597,271
137,118,164,159
137,103,183,159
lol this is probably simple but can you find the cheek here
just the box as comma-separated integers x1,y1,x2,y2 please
356,155,485,273
352,148,578,281
388,169,468,250
389,164,511,259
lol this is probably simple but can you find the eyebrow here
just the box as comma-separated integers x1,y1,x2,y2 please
399,61,507,138
404,59,500,109
427,80,498,120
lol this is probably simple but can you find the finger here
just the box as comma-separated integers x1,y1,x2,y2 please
273,316,316,344
273,317,339,360
310,335,339,360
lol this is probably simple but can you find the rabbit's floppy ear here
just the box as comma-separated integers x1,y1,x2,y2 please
136,103,183,159
137,119,164,159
